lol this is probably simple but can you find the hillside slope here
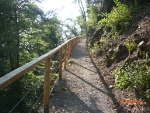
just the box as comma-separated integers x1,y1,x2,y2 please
90,2,150,112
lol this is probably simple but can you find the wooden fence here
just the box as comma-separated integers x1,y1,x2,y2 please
0,35,85,113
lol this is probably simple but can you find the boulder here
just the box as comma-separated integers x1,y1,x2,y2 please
90,28,104,47
114,44,129,60
86,28,96,44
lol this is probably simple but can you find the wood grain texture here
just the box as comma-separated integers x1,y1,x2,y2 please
59,48,62,80
43,57,50,113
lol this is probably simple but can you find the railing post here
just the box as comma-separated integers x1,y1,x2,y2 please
68,41,71,57
64,44,67,69
43,57,50,113
71,40,73,51
59,48,62,80
74,38,76,45
73,39,74,47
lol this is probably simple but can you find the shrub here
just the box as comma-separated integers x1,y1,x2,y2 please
98,0,132,29
124,39,138,55
87,6,98,27
114,61,150,98
88,42,100,55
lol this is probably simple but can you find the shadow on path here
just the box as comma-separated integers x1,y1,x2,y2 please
49,38,126,113
72,61,97,73
66,69,108,95
90,56,126,113
50,79,103,113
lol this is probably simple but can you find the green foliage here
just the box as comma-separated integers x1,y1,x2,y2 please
87,0,134,56
0,71,44,112
88,42,100,55
0,0,62,112
64,18,80,39
124,39,138,54
61,86,67,91
87,6,98,27
68,59,73,63
76,16,87,34
114,61,150,98
98,0,132,28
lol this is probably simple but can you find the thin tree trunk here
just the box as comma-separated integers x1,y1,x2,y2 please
0,13,14,71
0,13,5,33
14,8,20,68
77,0,87,32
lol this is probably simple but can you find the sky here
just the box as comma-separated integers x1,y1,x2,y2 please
36,0,84,21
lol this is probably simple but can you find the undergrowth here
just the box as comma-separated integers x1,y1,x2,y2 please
88,42,100,55
88,0,132,55
88,0,150,100
114,60,150,98
98,0,132,31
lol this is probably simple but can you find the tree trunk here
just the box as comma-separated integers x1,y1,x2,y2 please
14,8,20,68
77,0,87,32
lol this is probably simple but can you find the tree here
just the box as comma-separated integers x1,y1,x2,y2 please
74,0,87,32
0,0,63,112
63,18,80,39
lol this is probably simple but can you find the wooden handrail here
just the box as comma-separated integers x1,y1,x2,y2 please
0,35,85,113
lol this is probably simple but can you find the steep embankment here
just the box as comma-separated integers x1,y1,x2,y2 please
89,2,150,113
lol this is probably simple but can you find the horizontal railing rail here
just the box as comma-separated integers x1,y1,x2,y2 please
0,35,85,113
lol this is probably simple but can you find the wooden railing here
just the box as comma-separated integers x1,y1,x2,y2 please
0,35,85,113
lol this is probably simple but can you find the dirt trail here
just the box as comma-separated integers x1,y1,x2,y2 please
49,39,116,113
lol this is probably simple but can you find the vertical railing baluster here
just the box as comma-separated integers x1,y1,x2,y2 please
64,44,67,69
70,40,73,53
43,57,50,113
67,43,69,59
59,48,62,80
69,40,71,57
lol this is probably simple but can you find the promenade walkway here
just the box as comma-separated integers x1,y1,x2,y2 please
49,39,115,113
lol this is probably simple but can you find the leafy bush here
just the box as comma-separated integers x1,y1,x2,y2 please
124,39,138,55
114,61,150,98
88,42,100,55
87,6,98,28
98,0,132,29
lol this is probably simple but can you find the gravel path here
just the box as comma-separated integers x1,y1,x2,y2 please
49,39,115,113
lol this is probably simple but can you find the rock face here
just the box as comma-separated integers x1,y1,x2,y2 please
86,28,95,45
113,44,128,61
86,27,104,47
106,15,150,67
132,16,150,56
